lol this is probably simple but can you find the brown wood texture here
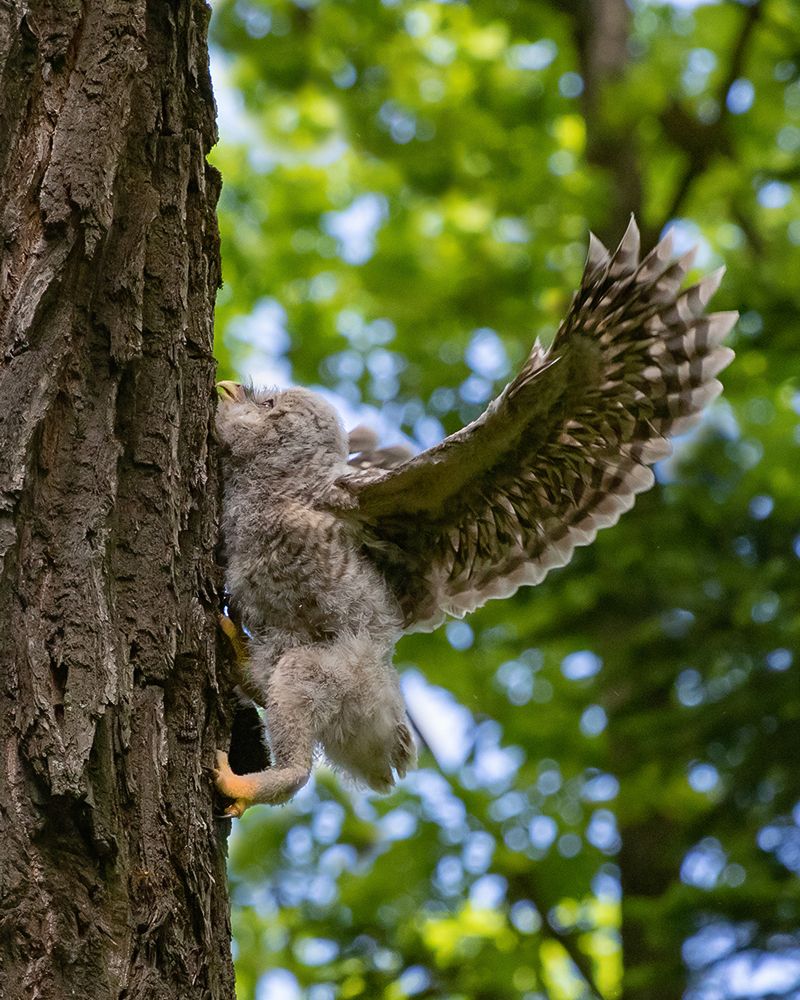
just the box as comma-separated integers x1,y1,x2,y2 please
0,2,233,997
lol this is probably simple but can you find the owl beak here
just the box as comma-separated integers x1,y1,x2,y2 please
216,381,246,403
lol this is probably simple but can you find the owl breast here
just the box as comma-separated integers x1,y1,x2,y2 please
225,500,402,654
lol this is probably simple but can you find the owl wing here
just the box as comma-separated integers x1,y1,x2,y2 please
347,426,415,471
330,218,737,632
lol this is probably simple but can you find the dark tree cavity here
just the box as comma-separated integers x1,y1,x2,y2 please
0,3,233,997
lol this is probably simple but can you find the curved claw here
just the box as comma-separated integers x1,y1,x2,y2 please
215,801,248,820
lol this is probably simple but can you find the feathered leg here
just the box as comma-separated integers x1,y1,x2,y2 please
214,644,317,816
214,634,416,813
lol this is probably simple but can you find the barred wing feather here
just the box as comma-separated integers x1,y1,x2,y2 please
333,218,736,632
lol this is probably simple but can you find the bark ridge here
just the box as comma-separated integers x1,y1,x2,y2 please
0,2,232,997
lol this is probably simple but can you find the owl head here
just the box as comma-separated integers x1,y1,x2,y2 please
215,382,349,474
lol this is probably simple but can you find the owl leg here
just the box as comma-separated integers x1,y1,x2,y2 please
213,735,311,818
213,648,316,817
213,746,310,818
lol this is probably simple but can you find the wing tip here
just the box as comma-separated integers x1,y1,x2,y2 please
698,265,726,305
610,215,641,274
587,231,610,271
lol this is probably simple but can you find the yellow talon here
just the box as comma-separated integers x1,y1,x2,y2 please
213,750,253,818
218,613,249,667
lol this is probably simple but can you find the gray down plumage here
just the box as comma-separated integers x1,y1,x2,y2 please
212,217,736,813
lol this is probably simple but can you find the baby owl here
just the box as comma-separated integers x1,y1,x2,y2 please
213,218,736,816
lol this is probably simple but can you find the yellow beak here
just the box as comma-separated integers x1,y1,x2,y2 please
216,381,245,403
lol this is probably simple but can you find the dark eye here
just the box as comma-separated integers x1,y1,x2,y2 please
260,398,274,409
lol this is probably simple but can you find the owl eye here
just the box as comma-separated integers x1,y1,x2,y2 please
260,398,275,409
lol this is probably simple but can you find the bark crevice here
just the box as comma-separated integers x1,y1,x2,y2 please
0,2,232,997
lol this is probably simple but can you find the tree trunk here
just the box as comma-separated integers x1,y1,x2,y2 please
567,0,642,241
0,3,233,998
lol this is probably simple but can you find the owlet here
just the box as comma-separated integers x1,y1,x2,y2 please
213,219,736,816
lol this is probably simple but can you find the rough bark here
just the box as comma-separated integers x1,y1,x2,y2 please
0,2,233,998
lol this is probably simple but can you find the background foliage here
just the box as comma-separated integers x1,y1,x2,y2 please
208,0,800,996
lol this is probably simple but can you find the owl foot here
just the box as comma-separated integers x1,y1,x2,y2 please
213,750,309,816
218,613,249,667
213,750,252,818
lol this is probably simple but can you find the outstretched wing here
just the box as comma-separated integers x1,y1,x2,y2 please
332,219,737,632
